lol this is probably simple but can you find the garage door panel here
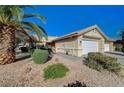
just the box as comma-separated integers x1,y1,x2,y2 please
104,44,109,51
82,40,98,55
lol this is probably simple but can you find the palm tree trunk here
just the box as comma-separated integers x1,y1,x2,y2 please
0,25,16,64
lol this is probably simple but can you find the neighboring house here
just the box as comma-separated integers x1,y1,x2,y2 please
47,36,59,42
51,25,114,57
33,35,58,42
33,34,59,45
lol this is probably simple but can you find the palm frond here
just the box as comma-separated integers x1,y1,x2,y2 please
37,25,48,40
17,27,34,42
10,7,24,22
0,15,8,24
37,25,47,35
24,14,46,24
19,5,35,9
22,21,47,40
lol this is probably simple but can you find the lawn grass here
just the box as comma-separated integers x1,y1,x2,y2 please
43,63,69,80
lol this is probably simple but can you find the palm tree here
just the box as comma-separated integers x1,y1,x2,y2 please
0,5,47,64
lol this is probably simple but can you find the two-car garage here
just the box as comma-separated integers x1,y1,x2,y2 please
82,40,110,55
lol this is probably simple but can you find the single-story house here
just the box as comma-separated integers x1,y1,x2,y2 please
51,25,114,57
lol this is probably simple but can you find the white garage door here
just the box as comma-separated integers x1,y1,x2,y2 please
82,40,99,55
104,44,109,52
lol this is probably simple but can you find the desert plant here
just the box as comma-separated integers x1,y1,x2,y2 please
85,59,103,71
29,48,35,55
43,63,69,80
0,5,47,64
32,49,49,64
85,52,121,73
88,52,105,62
64,81,87,87
103,60,121,73
119,29,124,53
115,44,123,52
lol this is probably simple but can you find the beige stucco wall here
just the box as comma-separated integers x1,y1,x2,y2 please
109,41,114,52
98,39,104,53
84,29,103,38
55,38,78,56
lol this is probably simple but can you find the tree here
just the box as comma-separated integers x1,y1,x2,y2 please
120,29,124,53
0,5,47,64
121,32,124,53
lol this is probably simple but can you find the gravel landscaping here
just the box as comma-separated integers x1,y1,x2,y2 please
0,53,123,87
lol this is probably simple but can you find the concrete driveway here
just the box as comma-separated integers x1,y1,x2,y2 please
104,52,124,87
104,52,124,66
56,53,83,62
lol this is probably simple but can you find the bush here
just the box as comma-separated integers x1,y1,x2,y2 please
122,45,124,53
88,52,107,63
40,45,49,50
85,52,121,73
64,81,87,87
115,44,123,52
29,48,35,55
85,59,103,71
104,60,121,73
43,63,69,80
32,49,49,64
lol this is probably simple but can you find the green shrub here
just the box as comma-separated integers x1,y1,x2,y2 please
43,63,69,80
122,46,124,53
40,45,49,50
43,45,49,49
104,60,121,73
115,44,123,52
88,52,105,62
85,59,103,71
29,49,35,55
85,52,121,73
32,49,49,64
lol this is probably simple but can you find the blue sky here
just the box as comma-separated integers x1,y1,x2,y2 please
24,5,124,39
